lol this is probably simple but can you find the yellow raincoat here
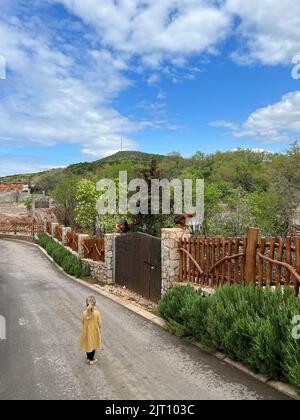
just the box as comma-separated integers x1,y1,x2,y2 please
80,309,102,353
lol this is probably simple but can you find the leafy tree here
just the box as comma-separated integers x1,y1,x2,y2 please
245,191,284,235
34,170,64,194
75,179,100,234
201,183,223,235
269,142,300,234
4,147,300,238
51,174,79,229
135,159,161,236
23,197,33,214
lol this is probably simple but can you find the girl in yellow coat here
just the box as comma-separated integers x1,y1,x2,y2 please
80,296,102,365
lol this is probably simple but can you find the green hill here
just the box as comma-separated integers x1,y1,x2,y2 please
0,151,166,183
0,168,63,185
66,151,166,175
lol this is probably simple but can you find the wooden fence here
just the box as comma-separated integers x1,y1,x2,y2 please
66,231,79,252
83,238,105,262
46,222,52,235
0,222,44,236
46,224,105,261
180,228,300,295
54,225,62,242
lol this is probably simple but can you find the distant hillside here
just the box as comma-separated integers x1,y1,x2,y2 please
66,151,166,175
0,171,46,184
0,151,166,183
0,168,63,185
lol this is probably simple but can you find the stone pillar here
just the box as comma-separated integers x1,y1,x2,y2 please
62,227,72,245
51,222,59,238
78,234,90,257
161,228,189,295
104,234,115,284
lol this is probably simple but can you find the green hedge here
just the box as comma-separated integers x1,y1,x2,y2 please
159,284,300,389
38,233,90,279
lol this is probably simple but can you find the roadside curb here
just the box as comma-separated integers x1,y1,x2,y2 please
2,237,299,400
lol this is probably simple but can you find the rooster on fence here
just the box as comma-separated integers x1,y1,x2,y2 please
115,219,137,234
174,212,197,228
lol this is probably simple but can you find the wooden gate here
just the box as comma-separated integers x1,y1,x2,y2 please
115,233,162,303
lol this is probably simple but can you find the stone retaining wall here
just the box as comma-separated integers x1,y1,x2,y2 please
2,226,186,295
50,223,115,284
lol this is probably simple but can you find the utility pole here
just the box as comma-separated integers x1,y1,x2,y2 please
121,137,123,152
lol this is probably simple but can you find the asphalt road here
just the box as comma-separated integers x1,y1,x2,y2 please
0,240,289,400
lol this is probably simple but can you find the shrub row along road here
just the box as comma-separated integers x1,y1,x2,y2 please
0,240,288,400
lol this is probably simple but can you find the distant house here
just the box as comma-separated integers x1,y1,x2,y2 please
34,196,50,209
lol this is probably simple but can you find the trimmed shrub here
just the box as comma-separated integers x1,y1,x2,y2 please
283,331,300,389
206,285,300,379
38,233,90,279
159,284,198,324
159,284,300,389
181,294,210,343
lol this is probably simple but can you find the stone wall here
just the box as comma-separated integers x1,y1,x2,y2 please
103,234,115,283
62,227,71,245
0,191,31,203
161,228,189,294
87,259,112,285
78,234,89,258
48,224,190,295
50,223,115,285
2,219,196,297
51,222,59,238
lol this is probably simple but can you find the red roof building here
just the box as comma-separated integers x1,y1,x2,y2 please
0,184,25,192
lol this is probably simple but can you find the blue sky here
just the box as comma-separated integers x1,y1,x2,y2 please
0,0,300,175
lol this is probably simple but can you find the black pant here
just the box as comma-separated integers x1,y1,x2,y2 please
87,350,95,361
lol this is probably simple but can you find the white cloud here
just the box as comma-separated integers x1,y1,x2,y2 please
210,120,239,130
1,0,300,176
226,0,300,65
157,90,167,101
147,73,161,86
0,17,139,157
54,0,231,66
212,91,300,143
55,0,300,67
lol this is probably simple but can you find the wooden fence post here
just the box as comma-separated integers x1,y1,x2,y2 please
245,228,259,284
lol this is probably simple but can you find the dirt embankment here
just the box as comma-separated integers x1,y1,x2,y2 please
0,202,57,225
